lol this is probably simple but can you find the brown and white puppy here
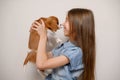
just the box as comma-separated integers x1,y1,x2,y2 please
24,16,59,65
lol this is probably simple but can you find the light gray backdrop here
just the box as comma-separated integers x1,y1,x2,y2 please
0,0,120,80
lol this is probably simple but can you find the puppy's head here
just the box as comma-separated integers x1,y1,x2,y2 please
36,16,59,32
28,16,59,50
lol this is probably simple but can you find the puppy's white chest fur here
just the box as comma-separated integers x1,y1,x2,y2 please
46,30,62,52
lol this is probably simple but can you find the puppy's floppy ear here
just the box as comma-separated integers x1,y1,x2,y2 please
46,16,59,32
28,17,48,50
36,17,47,26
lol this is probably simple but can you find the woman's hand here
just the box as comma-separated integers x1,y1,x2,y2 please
30,19,47,38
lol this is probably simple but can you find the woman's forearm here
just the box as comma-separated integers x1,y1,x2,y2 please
36,36,48,69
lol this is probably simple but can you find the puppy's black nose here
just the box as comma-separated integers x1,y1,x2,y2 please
59,24,64,29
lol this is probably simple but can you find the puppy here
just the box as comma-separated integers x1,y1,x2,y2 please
24,16,59,65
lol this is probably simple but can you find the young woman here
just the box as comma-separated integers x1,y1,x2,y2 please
31,8,96,80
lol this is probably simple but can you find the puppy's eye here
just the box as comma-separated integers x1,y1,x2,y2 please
48,27,52,30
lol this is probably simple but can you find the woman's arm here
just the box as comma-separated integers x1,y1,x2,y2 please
36,36,69,70
31,20,69,70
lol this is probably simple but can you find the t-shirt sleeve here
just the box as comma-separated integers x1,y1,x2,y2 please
61,47,84,71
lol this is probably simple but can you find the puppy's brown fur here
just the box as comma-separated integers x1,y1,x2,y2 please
24,16,59,65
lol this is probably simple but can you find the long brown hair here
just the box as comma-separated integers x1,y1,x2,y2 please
68,8,96,80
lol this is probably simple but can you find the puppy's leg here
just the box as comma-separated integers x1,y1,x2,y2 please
24,51,36,65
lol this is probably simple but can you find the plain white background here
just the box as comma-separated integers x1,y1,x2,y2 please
0,0,120,80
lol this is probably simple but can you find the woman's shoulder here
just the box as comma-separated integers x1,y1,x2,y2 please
61,41,84,71
64,41,82,51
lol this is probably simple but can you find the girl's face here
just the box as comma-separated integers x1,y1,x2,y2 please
62,16,70,36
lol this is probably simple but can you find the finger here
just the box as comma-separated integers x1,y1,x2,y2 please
34,21,41,26
29,27,32,32
31,27,38,31
41,19,45,27
32,23,38,28
29,24,35,32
